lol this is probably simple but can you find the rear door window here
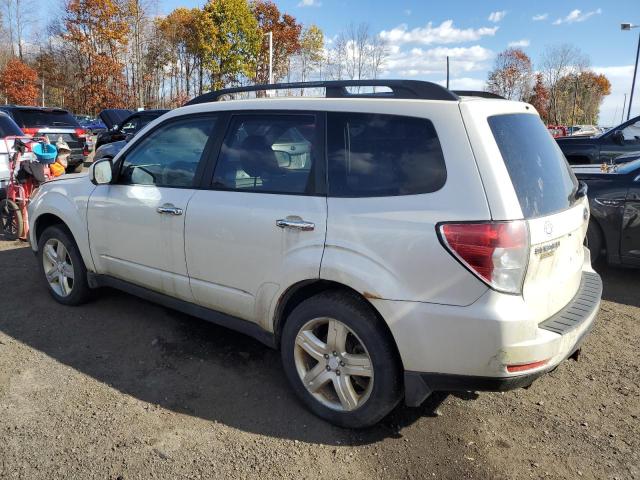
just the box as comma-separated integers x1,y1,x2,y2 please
11,110,79,128
212,114,320,195
488,113,579,218
326,112,446,197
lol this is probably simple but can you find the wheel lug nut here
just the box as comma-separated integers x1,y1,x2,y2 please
324,354,329,359
325,365,331,371
332,351,337,356
340,361,345,367
335,370,341,376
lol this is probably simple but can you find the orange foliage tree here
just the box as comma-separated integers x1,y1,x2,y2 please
486,48,533,101
253,0,302,84
529,73,550,122
64,0,131,113
0,59,39,105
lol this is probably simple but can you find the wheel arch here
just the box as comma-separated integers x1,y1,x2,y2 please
272,279,404,368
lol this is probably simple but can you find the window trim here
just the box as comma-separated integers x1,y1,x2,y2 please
113,112,221,189
325,111,447,198
203,110,327,197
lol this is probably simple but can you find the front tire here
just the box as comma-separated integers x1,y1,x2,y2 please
37,225,91,305
281,290,402,428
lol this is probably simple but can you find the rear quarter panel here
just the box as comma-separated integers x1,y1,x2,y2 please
321,100,491,305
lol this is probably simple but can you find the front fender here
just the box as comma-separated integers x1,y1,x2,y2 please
29,183,95,272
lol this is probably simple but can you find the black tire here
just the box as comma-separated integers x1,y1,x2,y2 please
281,290,402,428
0,198,23,240
37,225,91,305
586,221,603,264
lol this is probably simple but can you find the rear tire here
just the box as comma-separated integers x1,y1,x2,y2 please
0,198,23,240
37,225,91,305
281,290,402,428
586,221,603,264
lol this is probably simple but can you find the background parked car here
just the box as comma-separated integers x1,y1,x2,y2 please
573,159,640,266
0,111,25,199
556,115,640,164
568,125,600,137
0,106,88,172
75,115,107,134
96,109,168,149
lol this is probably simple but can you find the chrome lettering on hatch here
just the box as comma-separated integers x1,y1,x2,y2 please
535,240,560,258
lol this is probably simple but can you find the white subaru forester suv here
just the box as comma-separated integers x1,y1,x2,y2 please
28,80,602,428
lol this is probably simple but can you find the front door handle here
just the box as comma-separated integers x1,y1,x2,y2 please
276,217,315,231
157,204,183,216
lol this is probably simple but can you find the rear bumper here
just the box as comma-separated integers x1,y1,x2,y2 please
369,267,602,407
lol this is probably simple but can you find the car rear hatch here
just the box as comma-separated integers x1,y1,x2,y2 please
460,100,589,319
12,109,86,164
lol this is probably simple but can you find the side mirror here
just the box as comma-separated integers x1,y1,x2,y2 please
612,130,625,145
91,158,113,185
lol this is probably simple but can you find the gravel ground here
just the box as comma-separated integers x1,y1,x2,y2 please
0,239,638,480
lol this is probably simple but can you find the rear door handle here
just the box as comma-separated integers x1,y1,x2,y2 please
157,204,183,216
276,218,315,231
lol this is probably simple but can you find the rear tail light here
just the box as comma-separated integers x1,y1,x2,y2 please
75,128,88,138
438,220,529,294
22,127,38,136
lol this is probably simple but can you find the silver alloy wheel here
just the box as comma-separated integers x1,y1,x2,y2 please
294,317,374,412
42,238,74,297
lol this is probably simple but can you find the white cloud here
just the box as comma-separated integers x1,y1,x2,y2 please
379,20,498,47
553,8,602,25
297,0,321,7
508,39,530,48
488,11,506,23
382,45,494,77
532,13,548,21
593,65,638,124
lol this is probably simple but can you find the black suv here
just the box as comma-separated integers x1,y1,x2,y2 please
0,106,87,172
556,115,640,164
96,109,169,149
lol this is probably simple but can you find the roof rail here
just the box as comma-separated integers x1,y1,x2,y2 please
185,80,460,105
453,90,505,99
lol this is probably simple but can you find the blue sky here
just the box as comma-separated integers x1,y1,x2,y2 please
77,1,640,123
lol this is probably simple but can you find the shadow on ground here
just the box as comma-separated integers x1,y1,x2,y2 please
595,263,640,308
0,244,462,446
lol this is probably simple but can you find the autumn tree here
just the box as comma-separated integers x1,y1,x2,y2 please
554,71,611,125
297,24,324,84
252,0,302,85
486,48,533,101
63,0,130,113
201,0,261,90
528,73,550,122
540,44,589,124
0,58,38,104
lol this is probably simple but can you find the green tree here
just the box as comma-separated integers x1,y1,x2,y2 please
201,0,261,90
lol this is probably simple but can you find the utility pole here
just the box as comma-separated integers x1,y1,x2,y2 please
264,31,273,84
622,93,627,123
41,77,44,107
621,23,640,120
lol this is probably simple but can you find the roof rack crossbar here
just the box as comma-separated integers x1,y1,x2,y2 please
185,80,459,105
453,90,505,100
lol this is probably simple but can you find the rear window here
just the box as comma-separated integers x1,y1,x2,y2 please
327,112,447,197
488,113,579,218
0,115,22,137
11,110,79,128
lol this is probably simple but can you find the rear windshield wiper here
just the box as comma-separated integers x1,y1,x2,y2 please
573,181,588,201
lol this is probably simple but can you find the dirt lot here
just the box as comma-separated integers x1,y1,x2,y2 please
0,239,638,480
